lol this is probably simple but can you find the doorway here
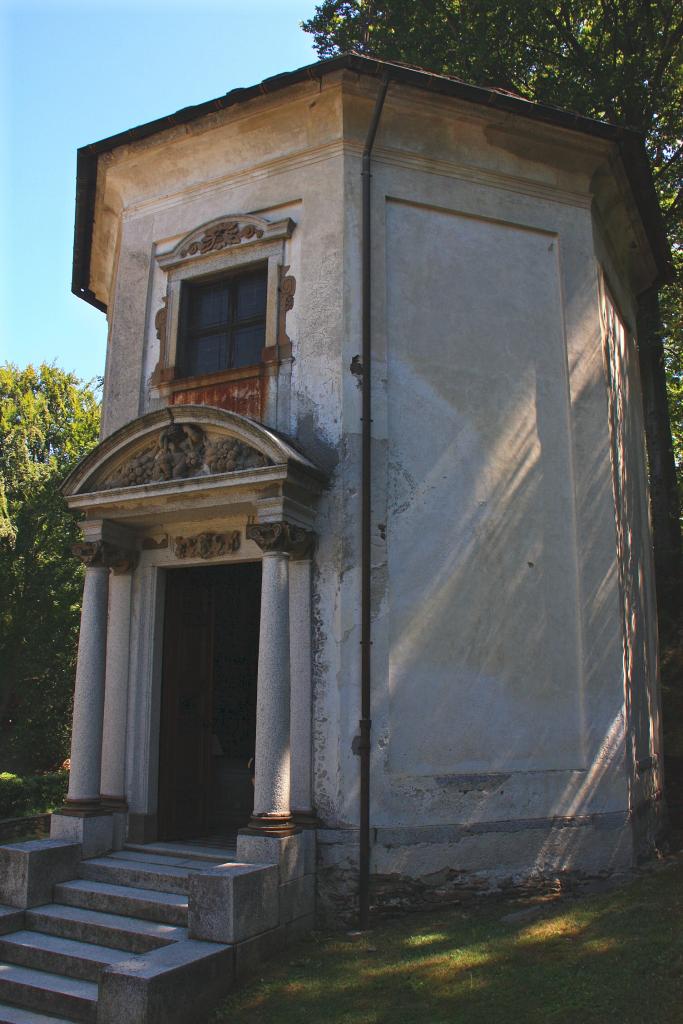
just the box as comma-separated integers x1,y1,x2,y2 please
157,562,261,840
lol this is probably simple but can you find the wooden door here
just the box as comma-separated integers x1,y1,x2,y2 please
158,569,214,840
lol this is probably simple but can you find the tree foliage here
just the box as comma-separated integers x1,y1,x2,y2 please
303,0,683,490
0,364,100,774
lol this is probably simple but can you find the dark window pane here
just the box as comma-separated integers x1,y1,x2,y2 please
186,332,228,375
188,281,230,328
236,273,267,322
180,268,268,377
233,324,265,367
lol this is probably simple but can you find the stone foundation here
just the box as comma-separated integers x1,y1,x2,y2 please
314,812,648,927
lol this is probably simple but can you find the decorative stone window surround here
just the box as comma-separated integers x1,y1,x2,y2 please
151,213,296,399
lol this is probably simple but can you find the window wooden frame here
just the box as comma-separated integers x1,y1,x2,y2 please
177,265,269,378
152,214,294,393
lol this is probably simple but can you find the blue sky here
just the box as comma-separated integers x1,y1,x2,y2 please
1,0,319,382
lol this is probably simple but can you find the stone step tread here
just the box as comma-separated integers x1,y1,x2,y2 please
0,962,98,1001
77,858,195,895
56,879,189,910
0,1000,78,1023
0,929,129,969
54,879,188,926
124,842,236,864
25,905,187,944
108,850,224,870
81,854,195,875
80,856,196,881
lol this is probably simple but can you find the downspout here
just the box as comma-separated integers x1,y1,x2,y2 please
359,72,390,931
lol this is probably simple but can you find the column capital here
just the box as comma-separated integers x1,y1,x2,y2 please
246,521,314,556
72,540,139,574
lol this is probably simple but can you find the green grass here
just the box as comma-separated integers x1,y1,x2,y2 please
211,860,683,1024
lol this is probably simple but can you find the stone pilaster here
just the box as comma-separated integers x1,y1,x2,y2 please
244,522,312,835
100,556,137,819
289,533,317,826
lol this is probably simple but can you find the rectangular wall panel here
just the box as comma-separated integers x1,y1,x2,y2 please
385,199,582,774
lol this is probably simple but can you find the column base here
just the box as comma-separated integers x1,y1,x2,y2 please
241,813,300,838
100,795,128,812
55,798,110,818
51,810,114,858
292,809,321,829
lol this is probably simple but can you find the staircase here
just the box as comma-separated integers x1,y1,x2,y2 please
0,845,241,1024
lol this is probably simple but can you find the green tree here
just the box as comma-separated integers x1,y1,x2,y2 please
0,364,100,774
304,0,683,586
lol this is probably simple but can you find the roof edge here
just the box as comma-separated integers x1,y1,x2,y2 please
72,52,673,310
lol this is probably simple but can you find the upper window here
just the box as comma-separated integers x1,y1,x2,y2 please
178,267,267,378
152,213,296,399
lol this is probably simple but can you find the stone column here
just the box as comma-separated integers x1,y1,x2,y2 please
289,536,317,825
244,522,312,835
65,545,111,809
100,552,138,847
51,539,135,857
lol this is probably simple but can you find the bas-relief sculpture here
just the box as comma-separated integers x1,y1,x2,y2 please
99,424,271,490
178,220,264,259
173,531,241,560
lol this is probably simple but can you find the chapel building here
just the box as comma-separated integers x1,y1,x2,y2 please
0,54,670,1023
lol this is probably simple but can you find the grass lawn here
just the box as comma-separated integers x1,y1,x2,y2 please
211,858,683,1024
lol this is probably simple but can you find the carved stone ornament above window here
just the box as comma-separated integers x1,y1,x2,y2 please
173,531,241,560
180,221,263,257
157,213,295,272
99,423,271,490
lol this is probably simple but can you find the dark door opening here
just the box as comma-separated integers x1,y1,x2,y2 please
157,562,261,840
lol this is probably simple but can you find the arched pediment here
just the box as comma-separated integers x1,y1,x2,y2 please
62,406,322,497
156,214,294,271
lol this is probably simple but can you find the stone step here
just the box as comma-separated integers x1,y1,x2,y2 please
0,930,128,983
124,842,236,864
0,1002,76,1024
78,856,197,895
0,963,97,1023
97,939,234,1024
116,847,231,868
55,879,188,926
24,905,187,954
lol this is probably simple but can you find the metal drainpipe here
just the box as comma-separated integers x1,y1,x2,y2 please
358,72,390,931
